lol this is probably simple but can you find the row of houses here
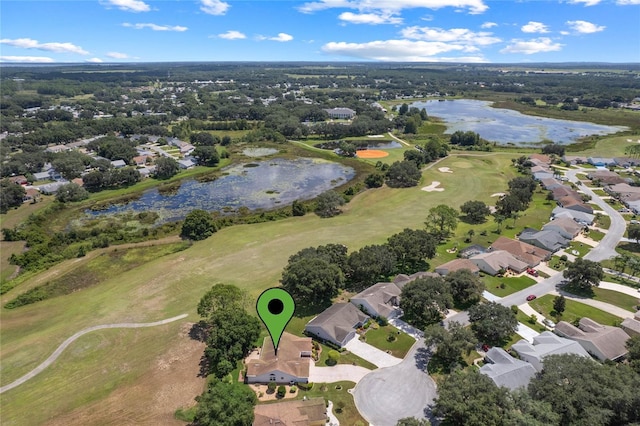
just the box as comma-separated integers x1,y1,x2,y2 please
480,314,638,390
562,156,640,168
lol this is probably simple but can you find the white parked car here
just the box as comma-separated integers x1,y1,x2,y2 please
543,319,556,328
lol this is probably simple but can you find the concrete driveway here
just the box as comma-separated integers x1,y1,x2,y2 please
353,341,437,426
515,322,540,343
308,363,371,384
344,338,402,368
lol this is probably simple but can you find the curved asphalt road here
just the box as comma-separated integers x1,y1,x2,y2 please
445,166,628,326
353,340,437,426
0,314,189,394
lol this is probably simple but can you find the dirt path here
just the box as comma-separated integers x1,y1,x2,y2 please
0,313,189,394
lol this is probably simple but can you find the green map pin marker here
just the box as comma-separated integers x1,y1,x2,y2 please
256,288,295,356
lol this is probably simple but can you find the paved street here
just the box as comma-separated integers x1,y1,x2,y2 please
353,340,437,426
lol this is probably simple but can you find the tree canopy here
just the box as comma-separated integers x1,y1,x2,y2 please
181,209,217,241
399,276,453,329
346,244,397,291
55,182,89,203
445,269,484,307
385,160,421,188
197,284,246,318
425,204,458,241
154,156,180,179
193,381,256,426
280,256,344,307
468,302,517,345
0,180,26,213
424,321,476,370
460,200,491,224
314,190,345,218
387,228,437,273
563,258,603,291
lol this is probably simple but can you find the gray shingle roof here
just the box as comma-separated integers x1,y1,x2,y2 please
480,348,537,390
305,303,368,344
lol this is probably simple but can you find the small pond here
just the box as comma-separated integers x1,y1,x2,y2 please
242,147,279,157
410,99,627,145
86,158,355,223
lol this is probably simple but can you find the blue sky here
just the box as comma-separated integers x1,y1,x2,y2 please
1,0,638,63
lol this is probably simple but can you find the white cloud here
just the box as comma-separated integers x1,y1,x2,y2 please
566,20,605,33
122,23,188,31
568,0,601,5
0,55,55,63
0,38,88,54
299,0,489,15
521,21,549,33
200,0,230,15
218,30,247,40
500,37,563,54
481,21,497,28
338,12,403,24
560,30,570,35
102,0,150,12
258,33,294,42
322,39,487,61
617,0,640,4
86,57,104,63
401,26,501,45
106,51,130,59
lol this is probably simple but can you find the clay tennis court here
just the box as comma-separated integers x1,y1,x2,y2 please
356,149,389,158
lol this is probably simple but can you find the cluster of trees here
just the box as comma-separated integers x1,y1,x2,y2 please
55,182,89,203
82,167,141,192
181,209,218,241
404,137,449,167
563,258,604,292
449,131,485,148
280,229,441,309
433,353,640,426
400,270,485,329
613,253,640,277
87,136,138,163
541,143,566,156
0,179,26,213
494,176,538,224
394,104,428,134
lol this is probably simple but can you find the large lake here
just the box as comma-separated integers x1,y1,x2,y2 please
86,158,355,223
410,99,627,145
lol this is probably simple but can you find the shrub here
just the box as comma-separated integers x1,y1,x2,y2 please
510,305,518,315
289,385,297,393
277,385,286,398
327,350,340,365
267,382,276,393
377,316,389,326
528,314,537,324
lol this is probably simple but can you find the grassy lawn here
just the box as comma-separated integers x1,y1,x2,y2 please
294,381,366,425
568,241,590,257
361,325,415,358
573,135,640,158
516,309,547,333
482,274,537,298
0,241,24,282
0,153,524,422
602,273,640,289
595,214,611,229
529,294,620,326
548,255,569,271
585,229,605,242
591,189,607,196
563,283,640,312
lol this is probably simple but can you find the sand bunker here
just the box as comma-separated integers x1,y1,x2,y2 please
438,167,453,173
422,181,444,192
491,192,506,197
356,149,389,159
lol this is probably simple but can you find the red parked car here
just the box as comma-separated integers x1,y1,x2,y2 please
527,268,539,277
526,294,537,301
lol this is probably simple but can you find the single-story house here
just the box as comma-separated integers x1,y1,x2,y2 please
551,186,581,202
562,155,588,165
542,217,584,239
530,165,548,174
533,171,554,181
551,207,594,225
35,181,67,195
586,170,625,186
350,281,402,319
178,158,196,169
480,347,537,390
540,178,564,190
111,159,127,168
8,175,28,185
324,107,356,120
132,155,150,166
621,311,640,337
469,250,529,276
528,154,551,165
518,228,570,253
392,271,440,289
489,236,551,267
253,397,327,426
304,303,369,347
557,197,593,214
614,157,640,168
554,318,629,362
45,144,68,153
459,244,487,259
606,183,640,200
33,171,54,181
23,188,41,203
511,331,590,372
587,157,615,167
435,258,480,276
245,332,312,384
628,200,640,214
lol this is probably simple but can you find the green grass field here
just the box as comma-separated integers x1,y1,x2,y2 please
361,325,415,358
0,151,570,423
529,294,620,326
482,275,537,298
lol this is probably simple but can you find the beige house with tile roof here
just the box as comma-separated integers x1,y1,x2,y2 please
554,318,630,361
245,332,312,384
253,397,327,426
